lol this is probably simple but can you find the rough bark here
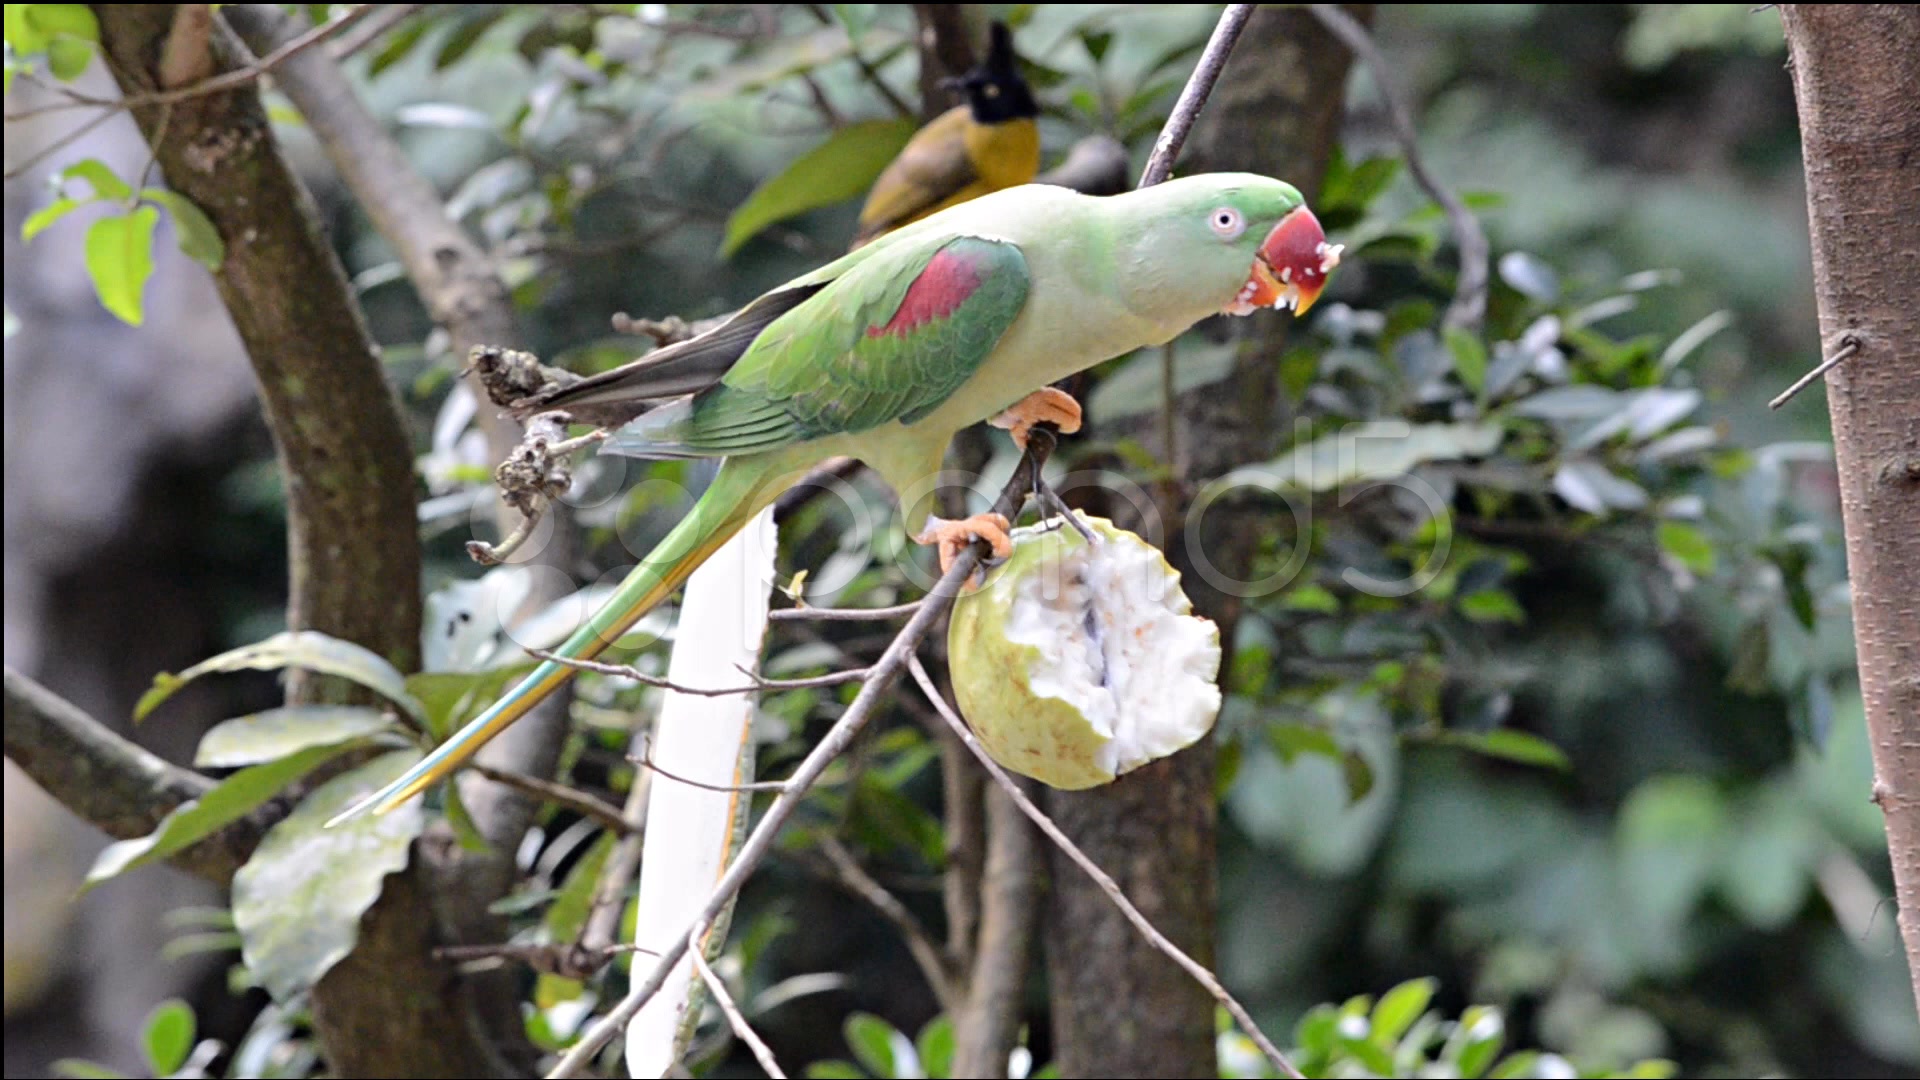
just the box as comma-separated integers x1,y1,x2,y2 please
89,8,506,1076
1044,8,1365,1077
226,8,569,1065
1780,3,1920,1010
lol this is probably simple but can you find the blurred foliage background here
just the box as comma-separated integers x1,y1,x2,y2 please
4,4,1912,1078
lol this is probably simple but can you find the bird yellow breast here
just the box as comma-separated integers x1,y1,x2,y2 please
964,116,1041,191
909,117,1042,226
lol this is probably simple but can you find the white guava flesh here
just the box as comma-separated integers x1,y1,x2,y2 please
947,516,1222,789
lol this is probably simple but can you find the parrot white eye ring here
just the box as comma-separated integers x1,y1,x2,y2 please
1208,207,1246,240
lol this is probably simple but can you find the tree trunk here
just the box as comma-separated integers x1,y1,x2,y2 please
1043,8,1364,1077
91,7,505,1075
1780,3,1920,1011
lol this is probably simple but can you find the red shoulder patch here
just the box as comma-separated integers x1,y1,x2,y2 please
867,246,984,339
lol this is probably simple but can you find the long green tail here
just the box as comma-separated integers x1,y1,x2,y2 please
328,458,792,826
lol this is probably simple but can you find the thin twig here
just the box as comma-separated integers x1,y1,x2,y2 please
1770,332,1861,409
1309,4,1489,332
689,929,788,1079
473,765,633,835
769,600,923,623
2,108,120,182
1139,4,1257,187
327,3,425,61
634,743,794,795
433,940,658,976
527,648,871,697
807,3,916,119
545,440,1052,1079
3,4,376,124
820,836,958,1011
905,657,1305,1080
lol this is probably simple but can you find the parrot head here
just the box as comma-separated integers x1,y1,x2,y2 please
1117,174,1340,322
945,22,1039,124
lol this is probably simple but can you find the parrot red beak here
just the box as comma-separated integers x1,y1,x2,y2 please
1225,206,1341,317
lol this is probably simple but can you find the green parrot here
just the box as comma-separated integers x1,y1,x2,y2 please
331,172,1340,824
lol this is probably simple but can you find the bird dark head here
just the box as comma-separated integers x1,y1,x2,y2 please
943,21,1038,124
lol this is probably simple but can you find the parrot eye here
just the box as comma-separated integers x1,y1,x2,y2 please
1208,207,1245,241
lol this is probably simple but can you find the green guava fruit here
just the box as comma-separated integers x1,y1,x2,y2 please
947,515,1223,789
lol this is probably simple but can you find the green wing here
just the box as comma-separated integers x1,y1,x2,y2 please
606,235,1029,459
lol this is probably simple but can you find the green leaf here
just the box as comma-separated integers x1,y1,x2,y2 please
1655,521,1716,576
46,32,92,78
1458,588,1525,624
63,158,132,200
544,831,616,942
232,750,428,1003
142,188,225,269
137,630,423,724
1371,978,1437,1046
915,1015,955,1079
50,1061,132,1080
195,706,399,768
805,1063,868,1080
1446,1005,1504,1078
1225,423,1503,493
141,999,195,1076
443,778,493,853
844,1012,900,1077
84,741,357,889
720,118,917,258
1270,724,1342,764
27,4,99,42
1445,327,1488,396
84,208,158,325
22,197,82,242
1438,730,1571,771
406,664,534,740
1343,750,1376,803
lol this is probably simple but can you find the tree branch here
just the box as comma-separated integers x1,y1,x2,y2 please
226,1,573,888
1309,4,1488,332
4,666,264,885
1138,4,1258,187
821,836,958,1012
89,6,499,1073
950,781,1040,1079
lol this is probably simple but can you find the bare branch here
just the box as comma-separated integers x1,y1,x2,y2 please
3,4,377,126
690,927,789,1078
906,657,1304,1080
3,666,263,886
634,744,794,795
528,648,871,698
1309,4,1489,332
472,766,633,835
951,781,1040,1078
770,600,924,623
1769,331,1862,409
327,3,425,61
1139,5,1258,187
820,836,958,1011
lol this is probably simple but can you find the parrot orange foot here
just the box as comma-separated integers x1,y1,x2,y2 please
990,387,1083,450
914,513,1014,576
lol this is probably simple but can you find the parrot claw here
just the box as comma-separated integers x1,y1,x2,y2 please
991,387,1083,450
914,513,1014,576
